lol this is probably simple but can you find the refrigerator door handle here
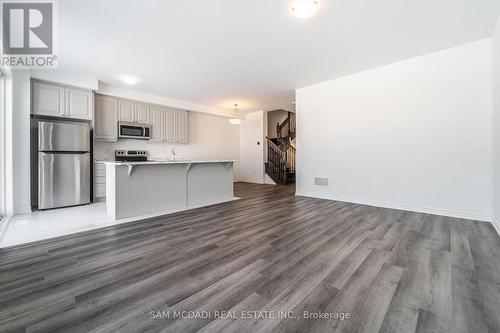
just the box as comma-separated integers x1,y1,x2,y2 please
38,121,54,151
38,152,55,209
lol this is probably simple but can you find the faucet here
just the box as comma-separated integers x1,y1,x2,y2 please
171,148,176,160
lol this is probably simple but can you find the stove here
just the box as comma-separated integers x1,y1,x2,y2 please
114,150,148,162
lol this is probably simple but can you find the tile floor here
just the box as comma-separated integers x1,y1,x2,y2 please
0,203,117,248
0,198,240,248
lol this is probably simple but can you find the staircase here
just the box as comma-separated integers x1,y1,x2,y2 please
265,112,296,185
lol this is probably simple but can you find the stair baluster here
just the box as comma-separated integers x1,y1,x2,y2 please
265,137,295,185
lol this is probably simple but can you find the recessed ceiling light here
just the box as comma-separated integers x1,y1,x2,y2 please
291,0,320,19
118,75,141,85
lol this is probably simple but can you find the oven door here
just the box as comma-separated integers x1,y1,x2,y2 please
118,122,148,139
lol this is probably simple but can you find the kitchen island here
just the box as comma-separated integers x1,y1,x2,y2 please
105,160,236,219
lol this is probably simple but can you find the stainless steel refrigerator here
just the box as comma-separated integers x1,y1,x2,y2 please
36,120,91,209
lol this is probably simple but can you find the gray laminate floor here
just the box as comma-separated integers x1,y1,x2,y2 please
1,182,500,333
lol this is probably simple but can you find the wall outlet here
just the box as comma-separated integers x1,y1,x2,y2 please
314,177,329,186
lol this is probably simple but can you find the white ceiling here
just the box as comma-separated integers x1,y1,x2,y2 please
57,0,500,112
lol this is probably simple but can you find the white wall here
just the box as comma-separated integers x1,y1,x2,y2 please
0,70,5,216
30,69,99,91
238,111,265,184
296,39,493,221
30,72,235,118
4,70,31,215
98,83,235,118
94,111,240,178
493,18,500,231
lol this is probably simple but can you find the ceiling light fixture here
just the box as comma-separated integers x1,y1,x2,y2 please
291,0,320,19
118,75,141,85
229,104,243,125
229,118,243,125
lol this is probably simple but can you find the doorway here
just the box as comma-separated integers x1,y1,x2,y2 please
265,109,296,186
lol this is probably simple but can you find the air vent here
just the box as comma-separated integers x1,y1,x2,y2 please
314,177,328,186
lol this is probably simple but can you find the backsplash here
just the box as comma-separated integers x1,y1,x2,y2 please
94,140,196,161
93,111,240,163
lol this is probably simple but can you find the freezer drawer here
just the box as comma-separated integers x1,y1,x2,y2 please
38,152,90,209
38,121,90,151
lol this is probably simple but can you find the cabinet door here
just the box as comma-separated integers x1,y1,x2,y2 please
135,103,149,123
66,88,93,120
32,82,65,117
94,95,118,141
177,111,188,144
164,110,177,143
118,100,134,122
149,106,164,142
94,162,106,198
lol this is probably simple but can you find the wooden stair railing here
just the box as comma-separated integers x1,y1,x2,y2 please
266,137,296,185
287,144,296,175
276,112,296,140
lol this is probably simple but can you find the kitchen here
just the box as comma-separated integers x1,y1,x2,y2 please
0,78,239,246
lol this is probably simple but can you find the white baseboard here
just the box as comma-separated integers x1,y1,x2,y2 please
295,192,492,222
236,178,265,185
264,174,277,185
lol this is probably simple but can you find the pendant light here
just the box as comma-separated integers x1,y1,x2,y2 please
229,104,242,125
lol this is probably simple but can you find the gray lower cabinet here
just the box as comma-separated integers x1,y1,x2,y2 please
94,161,106,200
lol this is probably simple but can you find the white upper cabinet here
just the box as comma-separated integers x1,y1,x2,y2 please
149,106,164,142
94,94,189,144
118,100,134,122
135,103,149,123
164,110,176,143
164,110,188,143
66,88,93,120
177,110,188,144
32,80,93,120
32,82,65,117
118,100,149,124
94,95,118,141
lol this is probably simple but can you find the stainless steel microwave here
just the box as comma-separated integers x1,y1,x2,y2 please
118,121,151,140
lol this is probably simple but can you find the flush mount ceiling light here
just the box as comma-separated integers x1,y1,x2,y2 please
229,104,243,125
229,118,243,125
118,75,141,85
291,0,320,19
